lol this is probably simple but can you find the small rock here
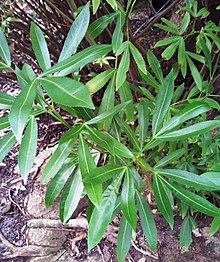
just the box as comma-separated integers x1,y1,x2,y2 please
28,228,67,247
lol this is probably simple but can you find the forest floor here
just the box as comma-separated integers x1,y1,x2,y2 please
1,0,220,261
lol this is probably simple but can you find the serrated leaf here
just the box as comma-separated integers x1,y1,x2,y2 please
79,135,102,206
116,45,130,90
0,28,11,65
9,80,38,143
18,117,38,183
30,22,51,71
41,44,112,76
157,101,212,136
83,164,125,184
0,116,10,131
88,174,123,251
136,191,158,251
157,120,220,141
40,77,94,109
153,175,174,228
156,169,220,191
154,149,185,168
117,215,132,262
88,13,117,39
121,169,137,230
60,167,84,223
86,69,115,94
58,2,90,62
0,132,16,163
45,162,75,207
159,175,220,217
40,126,82,184
152,70,175,136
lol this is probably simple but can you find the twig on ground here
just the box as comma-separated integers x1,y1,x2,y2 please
131,241,158,260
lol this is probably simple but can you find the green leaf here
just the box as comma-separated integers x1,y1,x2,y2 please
83,164,125,184
0,116,10,131
40,77,94,109
9,80,38,143
180,12,191,35
18,117,38,183
85,126,134,158
0,132,16,163
79,135,102,206
86,101,131,125
159,175,220,217
117,215,132,262
157,120,220,141
138,99,149,149
155,23,179,35
180,216,192,252
92,0,101,14
153,175,174,228
136,191,158,251
187,56,202,91
162,40,179,60
30,22,51,71
88,13,117,39
86,69,115,94
154,149,185,169
119,81,135,122
0,28,11,65
58,2,90,62
121,169,137,230
210,217,220,236
178,37,187,77
147,50,163,83
112,12,125,53
156,169,220,191
40,126,82,184
152,70,175,136
116,45,130,90
160,17,179,34
154,36,181,47
129,42,147,74
186,51,205,64
201,172,220,187
41,44,112,76
88,174,123,251
98,75,115,130
60,167,84,223
45,162,75,207
157,101,212,136
115,116,140,151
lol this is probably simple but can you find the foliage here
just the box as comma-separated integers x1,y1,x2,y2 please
1,0,220,259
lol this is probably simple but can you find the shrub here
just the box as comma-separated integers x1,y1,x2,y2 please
1,0,220,259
